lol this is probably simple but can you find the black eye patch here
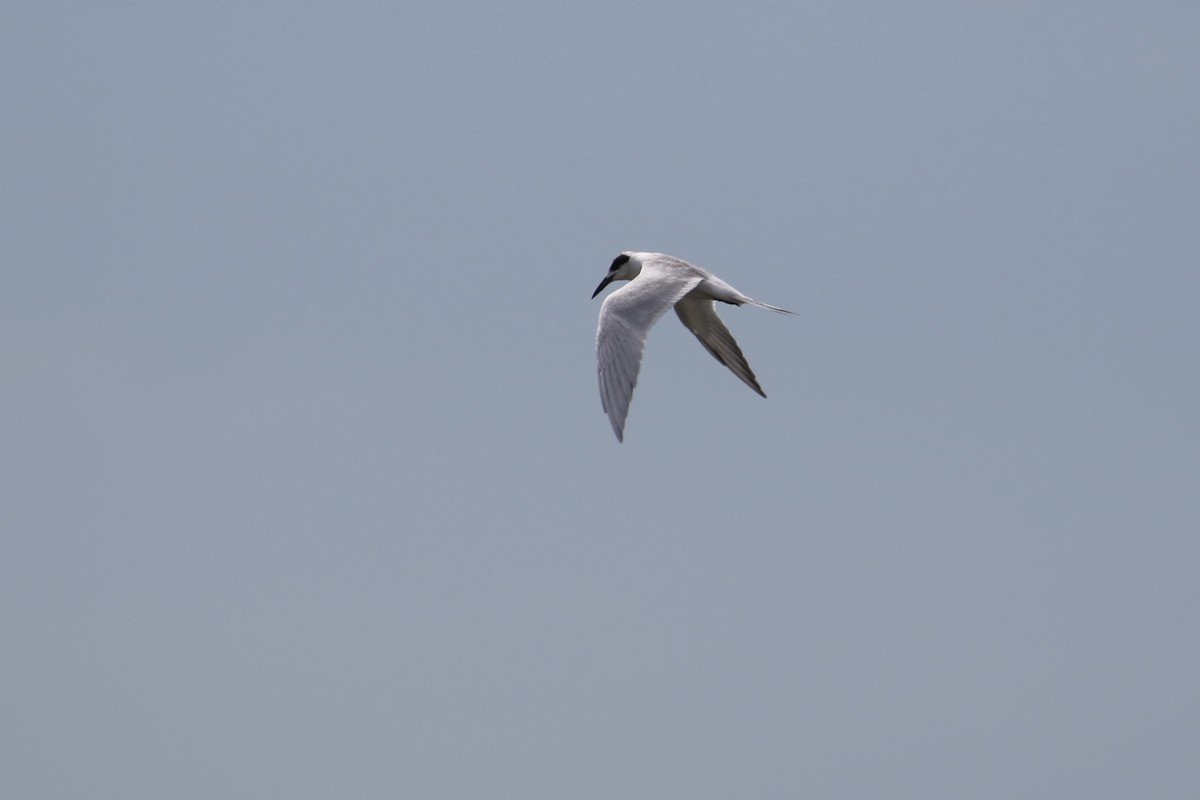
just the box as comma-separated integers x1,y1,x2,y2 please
609,253,630,271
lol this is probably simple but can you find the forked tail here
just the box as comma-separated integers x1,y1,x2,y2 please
747,298,794,315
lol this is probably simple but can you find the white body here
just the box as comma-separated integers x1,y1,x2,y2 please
591,252,790,442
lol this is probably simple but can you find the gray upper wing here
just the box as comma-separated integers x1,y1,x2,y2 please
673,292,766,398
596,268,702,441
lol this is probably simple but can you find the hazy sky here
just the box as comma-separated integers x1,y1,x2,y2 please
3,3,1198,798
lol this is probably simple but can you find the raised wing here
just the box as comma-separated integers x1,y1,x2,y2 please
673,292,766,397
596,268,702,441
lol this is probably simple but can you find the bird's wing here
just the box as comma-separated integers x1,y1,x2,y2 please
673,291,766,398
596,267,702,441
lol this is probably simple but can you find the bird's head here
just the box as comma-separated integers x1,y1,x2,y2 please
591,252,644,298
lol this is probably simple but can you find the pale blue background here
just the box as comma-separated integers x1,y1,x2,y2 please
3,3,1198,798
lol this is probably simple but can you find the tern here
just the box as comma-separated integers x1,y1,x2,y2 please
591,251,791,442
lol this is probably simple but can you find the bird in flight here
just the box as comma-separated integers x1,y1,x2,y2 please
591,251,791,441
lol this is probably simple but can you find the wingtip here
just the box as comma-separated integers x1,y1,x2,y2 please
608,414,625,442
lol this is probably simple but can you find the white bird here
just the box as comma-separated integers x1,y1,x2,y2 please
591,251,791,441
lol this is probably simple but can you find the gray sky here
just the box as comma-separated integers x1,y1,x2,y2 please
3,2,1198,798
